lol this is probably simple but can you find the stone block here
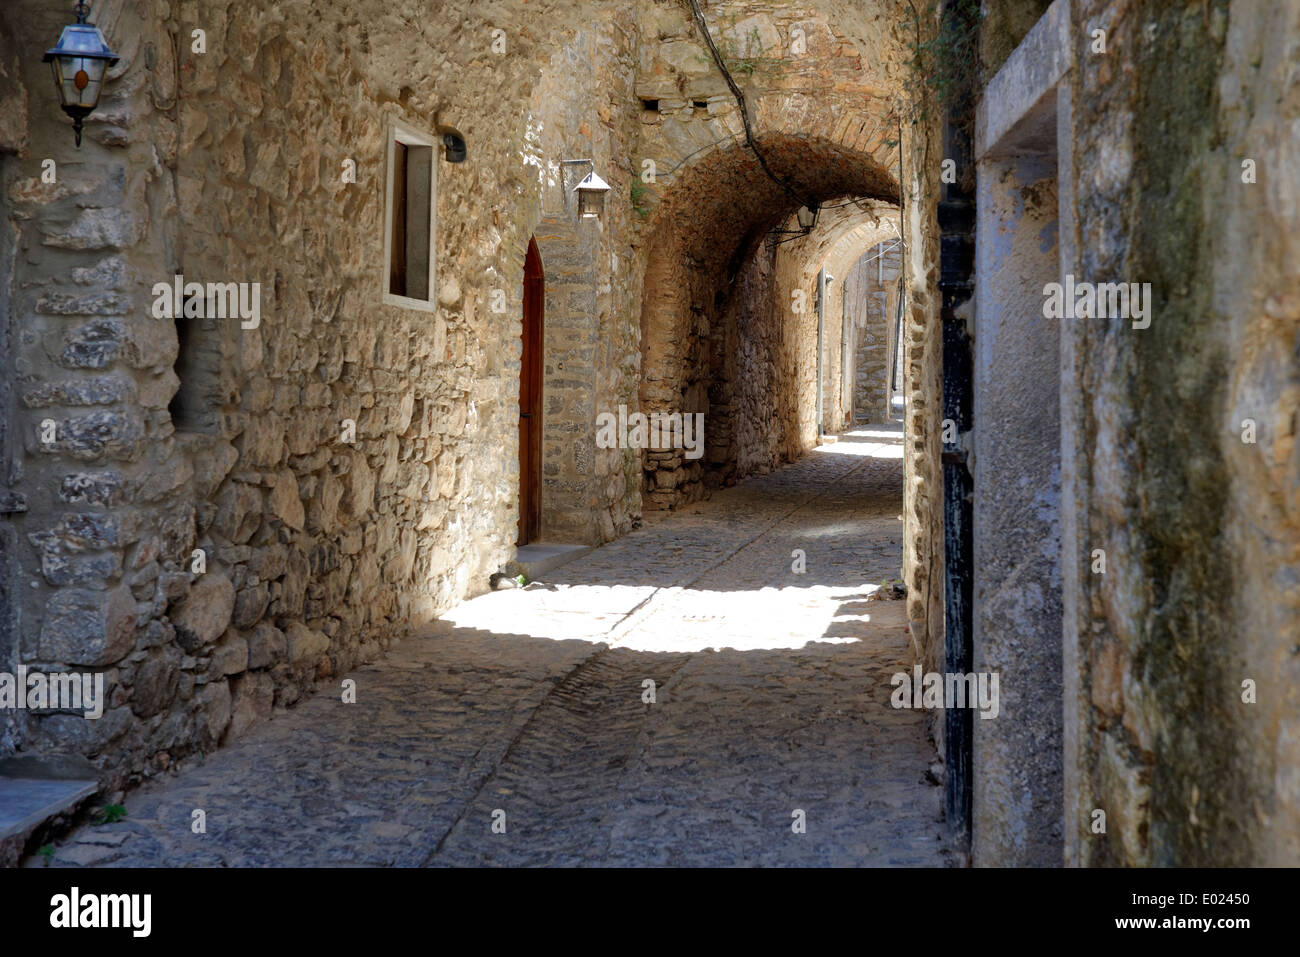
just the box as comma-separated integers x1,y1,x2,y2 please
246,623,286,669
226,672,274,739
212,631,249,677
169,573,235,652
39,584,138,665
285,621,330,664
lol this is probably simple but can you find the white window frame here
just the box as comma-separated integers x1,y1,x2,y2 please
382,119,439,312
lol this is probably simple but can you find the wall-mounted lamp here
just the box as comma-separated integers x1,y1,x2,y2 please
44,1,118,148
770,203,821,246
562,159,611,220
442,132,467,163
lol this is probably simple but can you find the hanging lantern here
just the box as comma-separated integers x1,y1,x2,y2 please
44,2,119,148
573,170,611,220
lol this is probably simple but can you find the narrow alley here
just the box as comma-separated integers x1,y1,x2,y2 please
4,0,1296,893
34,427,947,867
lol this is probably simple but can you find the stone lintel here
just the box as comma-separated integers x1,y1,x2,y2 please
976,0,1071,161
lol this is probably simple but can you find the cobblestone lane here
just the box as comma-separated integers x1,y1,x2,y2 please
34,427,949,867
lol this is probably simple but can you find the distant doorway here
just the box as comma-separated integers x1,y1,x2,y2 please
517,238,544,545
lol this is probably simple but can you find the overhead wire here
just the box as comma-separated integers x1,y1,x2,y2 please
685,0,815,212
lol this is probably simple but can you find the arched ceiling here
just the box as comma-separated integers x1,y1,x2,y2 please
645,133,899,273
800,202,903,281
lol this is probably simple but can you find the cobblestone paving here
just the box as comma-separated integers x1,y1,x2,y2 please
32,426,949,867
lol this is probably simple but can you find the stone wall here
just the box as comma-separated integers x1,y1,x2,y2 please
0,0,948,816
527,25,645,546
0,8,25,759
963,0,1300,867
1062,0,1300,866
821,268,844,433
0,0,648,786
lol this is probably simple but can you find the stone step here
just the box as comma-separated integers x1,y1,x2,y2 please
0,755,99,867
511,543,592,580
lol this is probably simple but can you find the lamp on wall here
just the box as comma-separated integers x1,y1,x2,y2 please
562,159,611,220
442,134,467,163
770,203,821,246
44,1,119,148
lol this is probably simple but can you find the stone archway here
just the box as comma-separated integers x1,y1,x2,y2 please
625,0,942,677
636,134,900,506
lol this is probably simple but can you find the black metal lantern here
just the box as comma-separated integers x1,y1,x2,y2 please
44,1,119,148
442,133,467,163
769,202,821,246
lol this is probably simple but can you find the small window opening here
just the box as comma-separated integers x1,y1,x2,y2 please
384,123,437,309
641,98,659,112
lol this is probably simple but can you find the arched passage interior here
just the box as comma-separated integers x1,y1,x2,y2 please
637,134,901,509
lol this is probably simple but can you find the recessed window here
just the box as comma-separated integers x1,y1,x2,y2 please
641,98,659,112
693,100,708,110
383,122,437,311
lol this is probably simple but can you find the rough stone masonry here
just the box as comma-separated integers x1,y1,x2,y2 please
0,0,935,804
0,0,1296,870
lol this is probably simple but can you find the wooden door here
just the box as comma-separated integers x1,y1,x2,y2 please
518,238,544,545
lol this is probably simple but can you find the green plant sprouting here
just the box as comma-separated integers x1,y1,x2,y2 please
904,0,984,126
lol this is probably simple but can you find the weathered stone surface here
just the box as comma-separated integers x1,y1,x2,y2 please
23,377,132,408
38,207,142,250
37,291,132,316
226,672,274,740
131,649,182,718
33,548,122,587
29,706,132,757
58,471,126,507
44,411,146,461
246,623,286,670
232,582,270,629
0,28,27,153
39,584,138,666
214,482,264,544
284,622,330,665
212,632,250,677
196,679,232,745
192,443,239,500
169,574,236,653
268,471,305,531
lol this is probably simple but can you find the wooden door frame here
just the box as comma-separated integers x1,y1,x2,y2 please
517,237,544,545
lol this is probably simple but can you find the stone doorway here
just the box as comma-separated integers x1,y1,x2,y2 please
517,237,544,546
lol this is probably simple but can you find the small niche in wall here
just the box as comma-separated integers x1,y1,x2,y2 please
168,293,224,435
641,98,659,112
